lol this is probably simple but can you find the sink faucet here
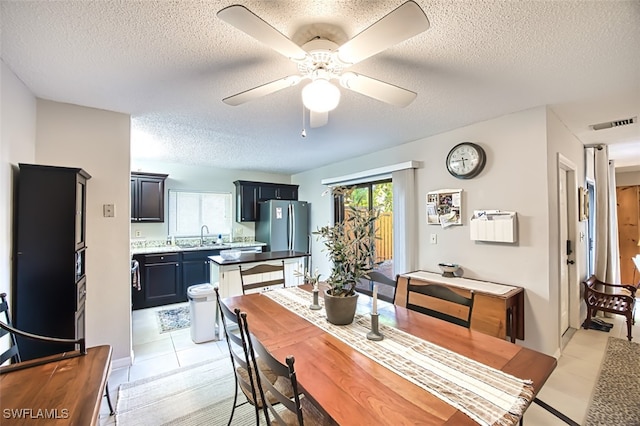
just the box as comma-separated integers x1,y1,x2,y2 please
200,225,209,246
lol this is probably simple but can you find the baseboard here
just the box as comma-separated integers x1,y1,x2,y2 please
112,355,132,369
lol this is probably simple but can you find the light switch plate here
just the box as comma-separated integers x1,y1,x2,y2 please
103,204,115,217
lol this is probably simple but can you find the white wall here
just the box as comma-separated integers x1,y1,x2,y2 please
295,106,584,356
36,100,132,366
0,60,36,318
545,108,588,347
130,159,293,241
616,170,640,186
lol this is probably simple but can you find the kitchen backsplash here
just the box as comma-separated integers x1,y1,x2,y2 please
130,235,258,249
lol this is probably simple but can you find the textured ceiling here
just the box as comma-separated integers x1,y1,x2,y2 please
2,0,639,174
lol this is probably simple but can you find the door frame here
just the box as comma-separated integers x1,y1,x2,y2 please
557,155,581,344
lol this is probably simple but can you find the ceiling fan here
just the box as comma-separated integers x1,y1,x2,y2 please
217,1,430,128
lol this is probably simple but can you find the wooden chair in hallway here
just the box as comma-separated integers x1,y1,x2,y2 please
405,282,475,328
582,275,636,341
239,260,286,294
0,293,115,415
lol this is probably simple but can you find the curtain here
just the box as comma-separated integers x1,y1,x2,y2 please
392,168,417,276
594,145,620,283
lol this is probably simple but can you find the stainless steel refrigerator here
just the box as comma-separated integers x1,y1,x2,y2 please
255,200,310,252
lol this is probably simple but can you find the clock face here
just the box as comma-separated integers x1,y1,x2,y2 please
446,142,486,179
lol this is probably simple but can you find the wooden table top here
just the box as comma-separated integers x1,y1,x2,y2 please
223,289,557,425
0,345,112,425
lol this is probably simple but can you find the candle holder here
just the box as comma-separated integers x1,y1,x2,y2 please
309,288,321,310
366,313,384,341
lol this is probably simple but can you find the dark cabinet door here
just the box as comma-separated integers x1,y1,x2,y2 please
144,261,183,307
277,185,298,200
235,182,259,222
131,172,168,222
182,249,221,289
182,260,210,288
132,253,185,310
258,185,278,201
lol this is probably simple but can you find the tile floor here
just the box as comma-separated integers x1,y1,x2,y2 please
98,303,639,426
98,301,228,425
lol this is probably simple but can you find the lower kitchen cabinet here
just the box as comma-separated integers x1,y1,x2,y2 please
132,249,222,310
132,253,183,310
182,249,221,289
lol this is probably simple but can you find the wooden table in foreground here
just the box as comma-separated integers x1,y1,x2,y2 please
223,288,556,426
0,345,112,425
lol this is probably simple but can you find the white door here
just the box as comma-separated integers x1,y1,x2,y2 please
559,169,570,334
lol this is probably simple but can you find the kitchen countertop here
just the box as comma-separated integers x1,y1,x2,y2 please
209,250,309,266
131,241,266,255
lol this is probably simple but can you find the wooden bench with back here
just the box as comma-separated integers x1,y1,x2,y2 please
582,275,637,341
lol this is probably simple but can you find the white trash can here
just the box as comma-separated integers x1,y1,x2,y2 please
187,283,216,343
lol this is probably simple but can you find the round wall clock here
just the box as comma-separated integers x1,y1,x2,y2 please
446,142,486,179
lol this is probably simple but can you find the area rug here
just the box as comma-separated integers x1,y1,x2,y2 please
156,306,190,333
583,337,640,426
116,357,257,426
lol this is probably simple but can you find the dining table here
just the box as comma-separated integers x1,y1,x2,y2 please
0,345,112,425
222,285,557,426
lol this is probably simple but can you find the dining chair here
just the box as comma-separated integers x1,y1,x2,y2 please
243,313,330,426
405,283,475,328
239,260,286,294
0,293,115,415
361,271,399,303
214,287,293,425
214,287,262,425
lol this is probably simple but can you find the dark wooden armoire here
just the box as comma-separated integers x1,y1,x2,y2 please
13,163,90,360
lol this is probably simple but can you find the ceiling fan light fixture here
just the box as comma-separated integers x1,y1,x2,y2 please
302,79,341,113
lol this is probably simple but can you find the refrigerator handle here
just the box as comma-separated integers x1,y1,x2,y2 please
289,203,295,251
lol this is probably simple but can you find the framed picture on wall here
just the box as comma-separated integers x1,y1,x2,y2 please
578,186,589,221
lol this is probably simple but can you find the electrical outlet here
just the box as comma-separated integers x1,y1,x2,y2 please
135,230,142,238
430,234,438,244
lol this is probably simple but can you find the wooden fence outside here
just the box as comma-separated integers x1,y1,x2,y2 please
376,213,393,262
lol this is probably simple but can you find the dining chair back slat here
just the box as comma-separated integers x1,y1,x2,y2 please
406,283,475,328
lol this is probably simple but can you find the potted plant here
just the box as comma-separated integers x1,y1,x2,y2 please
314,186,380,325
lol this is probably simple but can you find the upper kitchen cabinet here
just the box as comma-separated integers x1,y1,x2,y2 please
131,172,168,222
234,180,299,222
13,163,91,360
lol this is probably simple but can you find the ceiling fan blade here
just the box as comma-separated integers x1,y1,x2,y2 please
223,76,301,106
310,110,329,128
337,1,429,65
340,73,417,107
217,5,308,61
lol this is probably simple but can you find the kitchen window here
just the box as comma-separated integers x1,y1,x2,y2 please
168,190,232,237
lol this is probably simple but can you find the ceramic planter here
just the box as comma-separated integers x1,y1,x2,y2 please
323,290,359,325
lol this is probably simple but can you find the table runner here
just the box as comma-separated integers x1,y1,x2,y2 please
263,287,533,426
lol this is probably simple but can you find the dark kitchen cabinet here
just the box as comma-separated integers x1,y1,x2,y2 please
234,181,259,222
182,249,221,289
132,253,183,310
234,180,299,222
131,172,168,222
258,184,297,201
13,163,90,360
132,249,222,310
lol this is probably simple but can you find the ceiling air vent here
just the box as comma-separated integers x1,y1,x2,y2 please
591,116,636,131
